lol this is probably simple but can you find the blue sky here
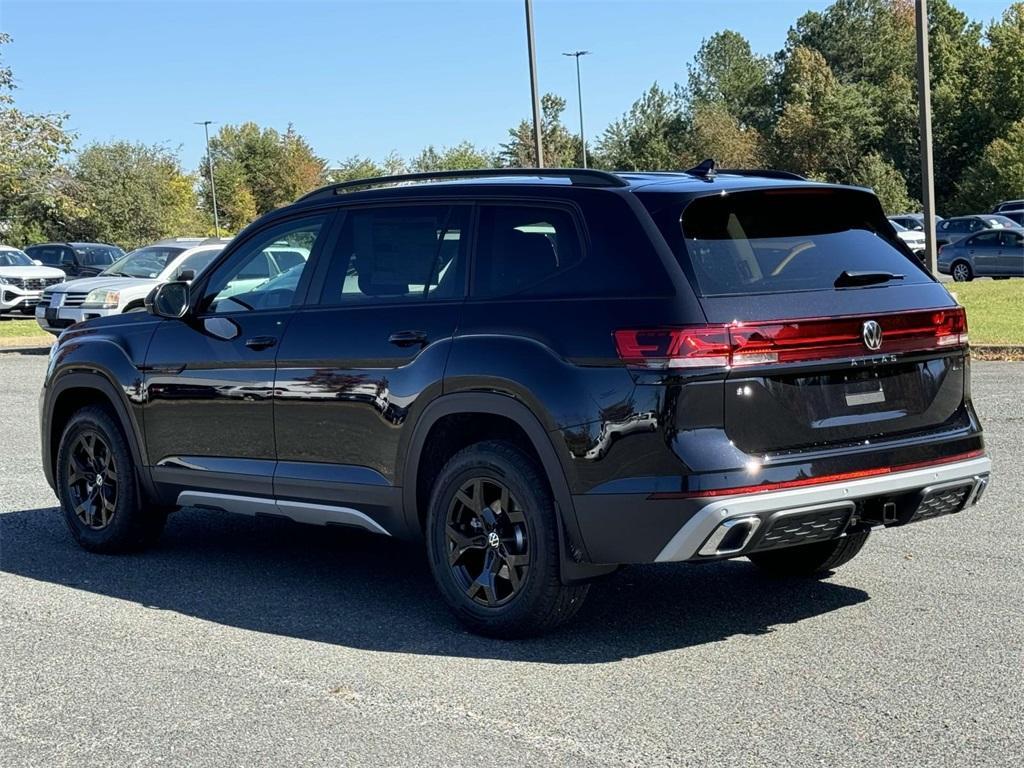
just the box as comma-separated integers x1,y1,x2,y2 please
1,0,1013,171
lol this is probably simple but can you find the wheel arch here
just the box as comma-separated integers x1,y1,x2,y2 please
44,372,153,499
401,392,609,582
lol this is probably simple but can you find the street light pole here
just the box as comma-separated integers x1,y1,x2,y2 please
524,0,544,168
563,51,591,168
915,0,937,275
196,120,220,238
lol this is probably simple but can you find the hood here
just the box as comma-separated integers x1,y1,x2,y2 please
0,265,67,280
47,274,158,294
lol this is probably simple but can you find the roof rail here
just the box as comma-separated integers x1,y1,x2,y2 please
298,167,629,201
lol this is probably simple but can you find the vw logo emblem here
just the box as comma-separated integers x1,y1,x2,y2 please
487,531,500,549
862,320,883,351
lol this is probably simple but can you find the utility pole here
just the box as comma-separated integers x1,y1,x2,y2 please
196,120,220,238
915,0,937,274
524,0,544,168
563,50,591,168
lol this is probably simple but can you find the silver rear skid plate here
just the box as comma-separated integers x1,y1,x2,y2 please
655,456,991,562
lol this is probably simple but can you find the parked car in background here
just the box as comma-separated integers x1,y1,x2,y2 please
888,213,943,231
999,210,1024,227
938,228,1024,281
0,245,66,315
889,220,926,259
992,200,1024,214
25,242,124,279
36,238,231,335
935,215,1021,248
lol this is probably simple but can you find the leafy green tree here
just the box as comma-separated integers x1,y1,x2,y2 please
848,152,919,212
683,30,774,132
199,122,327,231
410,142,495,172
683,102,763,168
500,93,581,168
328,153,406,182
0,33,75,244
771,46,880,179
951,119,1024,212
64,142,204,249
596,84,682,170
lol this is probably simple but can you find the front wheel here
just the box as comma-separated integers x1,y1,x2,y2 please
951,261,973,282
425,440,588,637
56,406,166,553
748,530,870,577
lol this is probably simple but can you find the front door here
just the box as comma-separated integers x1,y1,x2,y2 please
273,203,470,535
144,213,330,501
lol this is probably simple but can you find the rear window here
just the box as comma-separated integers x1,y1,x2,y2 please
674,189,928,296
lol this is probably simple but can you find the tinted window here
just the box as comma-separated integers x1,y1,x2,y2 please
970,232,1000,246
75,246,120,266
676,189,927,296
473,205,583,299
26,246,65,265
206,216,325,314
321,205,468,304
1001,231,1023,247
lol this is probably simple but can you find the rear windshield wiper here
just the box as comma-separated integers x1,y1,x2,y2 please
834,270,905,288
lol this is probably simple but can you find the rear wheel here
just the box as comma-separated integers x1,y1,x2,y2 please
56,406,166,553
748,530,870,577
951,261,973,282
425,440,588,637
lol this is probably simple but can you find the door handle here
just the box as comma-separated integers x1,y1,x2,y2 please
245,336,278,351
388,330,428,348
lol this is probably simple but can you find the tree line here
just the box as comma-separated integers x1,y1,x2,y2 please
2,0,1023,250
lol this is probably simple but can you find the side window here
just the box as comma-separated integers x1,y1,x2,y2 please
968,219,982,232
938,221,949,232
473,204,584,299
203,216,325,314
972,232,1000,247
60,247,77,266
1002,231,1023,248
320,205,469,304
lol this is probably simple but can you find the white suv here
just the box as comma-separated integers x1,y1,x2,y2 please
37,238,231,335
0,245,66,315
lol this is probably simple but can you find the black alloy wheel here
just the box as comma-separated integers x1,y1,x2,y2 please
66,429,119,530
445,477,531,607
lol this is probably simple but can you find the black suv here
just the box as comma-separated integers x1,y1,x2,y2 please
25,242,124,278
40,167,991,637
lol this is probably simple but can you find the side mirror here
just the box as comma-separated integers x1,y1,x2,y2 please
32,259,43,266
178,268,196,283
146,281,190,319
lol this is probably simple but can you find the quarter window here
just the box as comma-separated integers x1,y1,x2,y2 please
320,205,469,304
473,205,584,299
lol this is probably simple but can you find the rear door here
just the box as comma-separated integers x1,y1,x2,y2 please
272,202,470,532
998,230,1024,275
647,186,970,457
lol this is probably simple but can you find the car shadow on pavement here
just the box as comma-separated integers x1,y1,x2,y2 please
1,506,869,663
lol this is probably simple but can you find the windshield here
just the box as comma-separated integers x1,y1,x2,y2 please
0,249,34,267
667,188,929,296
165,248,223,281
103,247,186,279
75,246,122,266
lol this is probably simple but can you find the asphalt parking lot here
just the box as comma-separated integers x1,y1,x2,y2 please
1,351,1021,767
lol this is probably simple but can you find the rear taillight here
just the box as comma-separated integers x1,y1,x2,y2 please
615,308,968,369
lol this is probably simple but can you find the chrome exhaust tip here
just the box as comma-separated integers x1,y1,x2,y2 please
698,516,761,557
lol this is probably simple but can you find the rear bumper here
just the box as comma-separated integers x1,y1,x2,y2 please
574,456,991,564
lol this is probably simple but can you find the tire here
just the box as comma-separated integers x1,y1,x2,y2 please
425,440,588,638
951,261,973,282
747,530,870,577
56,405,166,553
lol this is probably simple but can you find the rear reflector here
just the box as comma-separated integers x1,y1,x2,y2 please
650,449,985,499
615,308,967,369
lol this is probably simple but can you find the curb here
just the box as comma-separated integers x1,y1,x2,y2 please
972,345,1024,361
